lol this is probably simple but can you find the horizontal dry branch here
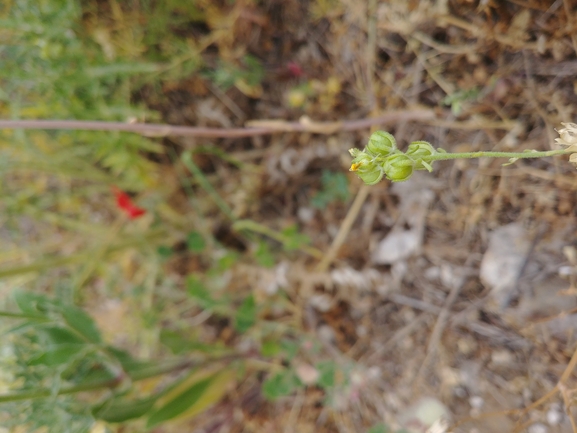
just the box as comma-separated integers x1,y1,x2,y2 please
0,109,435,138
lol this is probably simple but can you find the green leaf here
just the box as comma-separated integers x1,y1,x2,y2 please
13,291,50,316
262,370,300,400
503,157,519,167
311,170,350,209
214,251,239,272
421,160,433,172
86,61,161,78
242,55,264,86
29,344,85,366
260,340,281,357
159,329,226,355
280,339,299,360
40,326,86,346
234,295,256,333
281,225,310,251
186,276,219,310
145,367,236,428
69,362,117,384
93,395,158,423
255,241,275,268
160,329,190,355
157,245,173,258
316,361,336,389
146,374,215,428
106,346,158,378
186,231,206,253
61,304,102,344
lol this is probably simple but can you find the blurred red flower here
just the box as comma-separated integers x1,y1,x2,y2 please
287,62,303,78
112,186,146,219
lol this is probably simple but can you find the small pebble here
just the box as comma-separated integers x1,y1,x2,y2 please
295,363,319,385
297,207,314,223
527,423,547,433
546,403,563,426
491,349,514,365
469,396,484,409
317,324,336,343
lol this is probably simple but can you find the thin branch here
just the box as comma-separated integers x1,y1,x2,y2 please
0,110,435,138
315,184,371,272
413,278,465,387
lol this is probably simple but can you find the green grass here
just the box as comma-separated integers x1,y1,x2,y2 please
0,2,323,431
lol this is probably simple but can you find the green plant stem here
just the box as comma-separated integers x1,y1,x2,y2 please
0,228,168,279
0,378,123,404
181,151,322,259
181,151,235,221
0,355,239,404
425,148,571,162
232,219,323,259
0,311,50,321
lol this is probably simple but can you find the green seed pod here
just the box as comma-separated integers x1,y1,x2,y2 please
406,141,436,171
357,166,385,185
366,131,397,157
406,141,435,158
383,154,414,182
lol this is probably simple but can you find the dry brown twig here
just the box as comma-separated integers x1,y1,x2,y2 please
413,279,465,389
315,184,371,273
0,110,434,138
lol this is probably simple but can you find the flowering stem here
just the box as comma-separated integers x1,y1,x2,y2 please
391,148,573,168
350,129,577,184
424,148,572,161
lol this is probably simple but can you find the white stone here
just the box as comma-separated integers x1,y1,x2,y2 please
308,294,333,312
527,423,547,433
399,397,451,433
295,363,319,385
546,403,563,426
469,396,484,409
371,229,421,264
480,223,530,306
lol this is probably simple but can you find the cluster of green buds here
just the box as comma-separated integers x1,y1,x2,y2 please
350,124,577,186
349,131,440,184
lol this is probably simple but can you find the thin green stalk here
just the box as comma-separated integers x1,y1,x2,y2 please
179,150,322,263
0,354,240,403
232,219,323,259
0,377,123,403
0,228,168,279
181,151,235,221
0,311,50,321
193,146,244,168
424,148,571,161
392,149,573,167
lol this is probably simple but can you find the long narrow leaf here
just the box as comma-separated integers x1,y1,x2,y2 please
146,366,236,428
146,375,215,428
93,395,158,423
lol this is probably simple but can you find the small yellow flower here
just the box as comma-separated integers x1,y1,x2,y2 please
350,163,361,172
